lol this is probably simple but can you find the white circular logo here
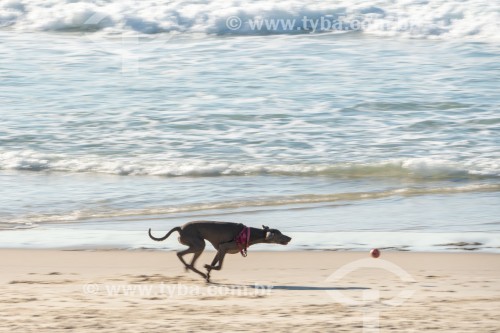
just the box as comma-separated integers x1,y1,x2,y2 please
325,258,416,306
226,16,242,31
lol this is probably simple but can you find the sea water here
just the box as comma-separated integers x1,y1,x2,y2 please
0,0,499,251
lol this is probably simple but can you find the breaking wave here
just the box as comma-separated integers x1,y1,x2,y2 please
1,150,499,180
1,0,498,40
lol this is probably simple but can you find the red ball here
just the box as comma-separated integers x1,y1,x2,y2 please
370,248,380,258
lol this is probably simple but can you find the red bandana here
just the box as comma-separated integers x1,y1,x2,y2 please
235,226,251,257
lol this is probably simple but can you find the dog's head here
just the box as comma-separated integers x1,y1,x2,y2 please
262,225,291,245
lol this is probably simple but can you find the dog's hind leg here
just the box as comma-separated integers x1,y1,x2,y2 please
187,250,208,279
176,248,193,269
176,241,207,280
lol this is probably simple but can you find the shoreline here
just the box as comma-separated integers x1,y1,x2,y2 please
2,247,500,254
1,249,499,332
1,227,499,253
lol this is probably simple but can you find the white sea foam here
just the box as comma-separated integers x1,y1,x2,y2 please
1,150,498,179
1,0,498,40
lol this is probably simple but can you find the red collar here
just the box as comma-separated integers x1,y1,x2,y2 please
235,226,251,257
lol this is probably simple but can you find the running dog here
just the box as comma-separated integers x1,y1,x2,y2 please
148,221,291,281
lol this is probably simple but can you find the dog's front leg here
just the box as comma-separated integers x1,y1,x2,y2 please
204,250,223,282
207,246,232,272
205,251,222,272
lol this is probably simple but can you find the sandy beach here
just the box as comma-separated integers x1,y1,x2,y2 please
0,250,498,332
2,2,499,333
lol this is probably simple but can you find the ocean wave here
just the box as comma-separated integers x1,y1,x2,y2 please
1,0,498,40
1,150,499,180
4,183,500,228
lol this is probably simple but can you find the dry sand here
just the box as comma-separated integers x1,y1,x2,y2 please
0,250,499,332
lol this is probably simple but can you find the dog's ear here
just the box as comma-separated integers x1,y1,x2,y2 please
263,225,272,240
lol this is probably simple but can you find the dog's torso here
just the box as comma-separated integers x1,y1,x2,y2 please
181,221,244,250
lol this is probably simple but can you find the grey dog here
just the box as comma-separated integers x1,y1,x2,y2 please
148,221,292,281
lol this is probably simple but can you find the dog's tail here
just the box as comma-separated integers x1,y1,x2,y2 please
148,227,181,242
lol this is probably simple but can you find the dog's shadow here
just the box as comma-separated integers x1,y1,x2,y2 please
262,285,369,291
208,282,369,291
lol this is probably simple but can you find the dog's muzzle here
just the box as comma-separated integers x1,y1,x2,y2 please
280,236,292,245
